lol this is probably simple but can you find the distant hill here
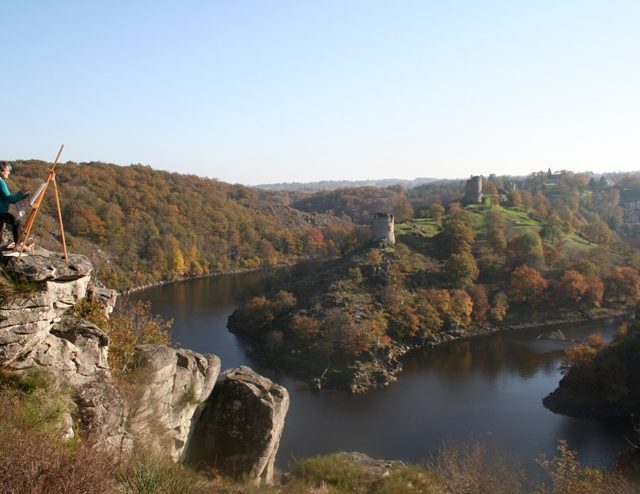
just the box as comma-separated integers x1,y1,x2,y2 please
256,177,437,192
3,160,362,290
230,196,640,392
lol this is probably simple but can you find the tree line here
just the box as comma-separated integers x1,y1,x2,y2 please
6,160,365,289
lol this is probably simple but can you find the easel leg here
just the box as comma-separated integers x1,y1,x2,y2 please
52,176,68,261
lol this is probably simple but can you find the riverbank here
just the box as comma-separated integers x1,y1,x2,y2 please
122,262,296,295
130,272,637,473
234,307,632,394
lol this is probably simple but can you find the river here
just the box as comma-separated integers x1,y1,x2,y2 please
130,270,633,473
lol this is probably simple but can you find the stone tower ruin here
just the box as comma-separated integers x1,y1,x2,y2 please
464,176,483,204
372,212,395,245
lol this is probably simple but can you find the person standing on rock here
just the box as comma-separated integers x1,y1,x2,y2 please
0,162,30,250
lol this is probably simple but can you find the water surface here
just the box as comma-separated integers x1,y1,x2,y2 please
131,271,633,472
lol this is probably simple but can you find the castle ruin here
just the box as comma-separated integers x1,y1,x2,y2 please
372,212,395,245
464,176,483,204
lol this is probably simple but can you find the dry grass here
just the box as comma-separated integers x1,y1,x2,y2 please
428,441,530,494
0,369,115,494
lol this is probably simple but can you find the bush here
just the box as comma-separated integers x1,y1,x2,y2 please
117,452,206,494
0,267,39,302
377,466,445,494
0,370,115,494
429,441,529,494
289,453,379,492
107,300,172,378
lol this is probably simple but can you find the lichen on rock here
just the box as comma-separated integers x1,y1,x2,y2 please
186,365,290,485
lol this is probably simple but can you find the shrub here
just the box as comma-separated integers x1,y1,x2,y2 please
288,453,378,492
117,452,206,494
71,289,109,330
537,440,606,494
0,370,115,494
377,466,446,494
560,333,605,374
103,300,173,379
429,441,529,494
0,267,39,302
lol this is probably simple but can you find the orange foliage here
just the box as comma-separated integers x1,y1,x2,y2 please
555,270,589,304
289,314,321,340
508,265,548,303
449,290,473,328
562,333,605,372
608,267,640,304
467,285,489,321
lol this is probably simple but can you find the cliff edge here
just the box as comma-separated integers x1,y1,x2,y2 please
0,247,288,484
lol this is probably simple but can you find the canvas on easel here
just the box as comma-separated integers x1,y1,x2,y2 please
17,144,68,261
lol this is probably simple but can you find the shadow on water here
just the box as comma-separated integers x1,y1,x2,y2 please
131,273,634,474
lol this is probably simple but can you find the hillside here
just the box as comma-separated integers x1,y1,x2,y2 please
544,315,640,419
256,177,437,192
230,200,640,392
4,160,362,290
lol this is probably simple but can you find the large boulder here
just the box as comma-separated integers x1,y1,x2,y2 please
7,315,109,384
187,366,289,485
3,314,134,455
127,345,220,461
74,377,133,455
0,250,134,456
0,249,92,366
3,248,93,283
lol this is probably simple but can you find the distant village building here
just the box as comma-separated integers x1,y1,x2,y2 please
372,212,395,245
464,176,483,204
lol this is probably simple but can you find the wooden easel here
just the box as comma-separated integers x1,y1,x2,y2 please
17,144,68,261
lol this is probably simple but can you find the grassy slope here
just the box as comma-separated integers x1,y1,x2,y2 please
397,204,597,260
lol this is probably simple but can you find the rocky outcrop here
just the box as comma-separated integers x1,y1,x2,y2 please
127,345,220,461
0,249,92,366
1,249,291,475
92,286,118,315
4,248,93,283
186,366,289,485
0,249,134,455
544,326,640,419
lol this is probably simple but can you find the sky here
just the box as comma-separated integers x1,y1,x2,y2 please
2,1,639,185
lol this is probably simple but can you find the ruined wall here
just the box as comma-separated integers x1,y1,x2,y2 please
464,176,483,204
372,213,395,245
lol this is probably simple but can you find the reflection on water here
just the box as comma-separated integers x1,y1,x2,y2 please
132,273,633,473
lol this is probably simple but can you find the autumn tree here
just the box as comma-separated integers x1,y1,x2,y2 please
467,284,490,321
582,276,605,308
581,221,612,245
555,270,589,305
508,231,545,269
439,207,475,254
607,267,640,304
561,333,605,374
532,192,552,219
508,265,548,304
540,214,565,245
484,208,507,252
506,189,522,207
489,291,509,321
289,314,321,340
448,290,473,328
427,202,445,220
445,251,479,289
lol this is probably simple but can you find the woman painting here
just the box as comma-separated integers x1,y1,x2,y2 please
0,162,31,250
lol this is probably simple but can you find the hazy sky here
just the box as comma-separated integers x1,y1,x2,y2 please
2,1,639,185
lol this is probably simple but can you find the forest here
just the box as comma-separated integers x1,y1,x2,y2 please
4,160,366,289
230,170,640,392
